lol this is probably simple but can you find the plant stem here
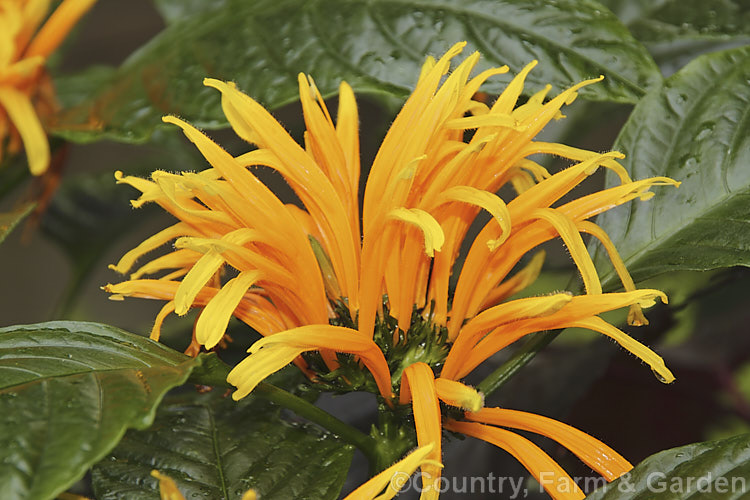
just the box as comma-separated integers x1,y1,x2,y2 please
254,382,379,464
476,330,560,397
190,354,379,463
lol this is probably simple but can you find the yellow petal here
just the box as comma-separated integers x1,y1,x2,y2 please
0,56,45,86
437,185,511,249
130,249,199,280
523,142,631,184
174,250,224,315
400,363,442,500
490,60,538,114
343,444,441,500
510,152,623,220
240,490,258,500
387,208,444,257
150,301,175,341
227,344,303,400
445,421,584,500
578,220,648,325
444,113,521,130
480,250,546,309
443,292,572,376
150,470,186,500
531,208,602,295
114,170,158,197
0,86,49,175
458,290,669,379
109,223,191,275
467,407,631,481
435,378,484,412
195,271,262,349
25,0,97,58
570,317,675,383
336,81,361,205
245,325,393,400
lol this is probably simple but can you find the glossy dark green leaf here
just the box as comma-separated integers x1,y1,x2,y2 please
586,433,750,499
0,203,34,245
52,0,660,143
600,0,750,76
592,45,750,288
54,65,117,109
91,392,354,500
0,321,206,500
152,0,227,23
625,0,750,43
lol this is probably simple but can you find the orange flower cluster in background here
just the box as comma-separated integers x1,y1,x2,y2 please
0,0,96,176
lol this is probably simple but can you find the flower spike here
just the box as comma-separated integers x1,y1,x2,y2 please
109,44,679,499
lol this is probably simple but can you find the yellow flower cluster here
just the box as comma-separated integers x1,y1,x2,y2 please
108,43,677,499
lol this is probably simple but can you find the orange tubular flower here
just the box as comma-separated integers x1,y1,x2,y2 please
0,0,96,175
108,42,678,499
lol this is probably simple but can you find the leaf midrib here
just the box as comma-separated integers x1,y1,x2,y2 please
206,404,230,500
0,363,189,392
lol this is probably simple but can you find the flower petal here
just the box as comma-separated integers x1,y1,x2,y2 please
530,208,601,295
480,250,546,310
343,444,441,500
150,470,186,500
466,407,631,481
0,86,49,175
577,221,648,325
435,378,484,412
445,420,584,500
400,363,442,500
227,344,303,400
174,250,225,315
109,223,191,275
24,0,97,58
387,208,444,257
195,271,262,349
247,325,393,400
570,316,674,383
437,185,511,249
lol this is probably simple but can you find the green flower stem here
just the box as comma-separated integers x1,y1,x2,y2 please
190,354,380,464
370,405,416,474
476,330,560,397
253,382,380,464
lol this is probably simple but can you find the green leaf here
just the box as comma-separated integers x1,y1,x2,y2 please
607,0,750,76
91,392,354,500
53,0,660,143
152,0,227,23
625,0,750,43
0,321,204,500
0,203,34,245
586,432,750,499
54,65,117,110
592,45,750,288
